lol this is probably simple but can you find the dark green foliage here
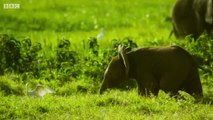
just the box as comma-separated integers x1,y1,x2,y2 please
55,39,79,82
0,34,42,76
57,39,77,68
102,38,138,61
19,38,42,77
82,37,138,82
112,37,138,50
0,34,139,81
88,37,99,56
0,34,21,74
184,34,213,75
80,37,104,80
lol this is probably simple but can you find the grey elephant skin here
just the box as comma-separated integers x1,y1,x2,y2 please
100,45,203,98
172,0,213,39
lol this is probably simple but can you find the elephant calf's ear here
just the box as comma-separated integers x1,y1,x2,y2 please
118,45,129,78
205,0,213,24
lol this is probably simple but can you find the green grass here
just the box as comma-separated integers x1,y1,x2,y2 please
0,0,213,119
1,91,213,120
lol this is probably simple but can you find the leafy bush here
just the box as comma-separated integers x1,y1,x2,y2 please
55,39,80,81
57,39,77,66
0,34,42,76
0,34,140,93
183,34,213,75
19,38,42,77
0,34,21,74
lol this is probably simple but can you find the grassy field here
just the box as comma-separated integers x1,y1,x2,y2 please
0,0,213,119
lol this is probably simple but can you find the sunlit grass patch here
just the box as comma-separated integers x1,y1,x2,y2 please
1,90,213,119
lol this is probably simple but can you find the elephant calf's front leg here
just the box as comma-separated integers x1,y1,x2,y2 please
138,86,149,96
138,84,159,96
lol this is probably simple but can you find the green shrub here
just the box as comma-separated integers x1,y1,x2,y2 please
183,34,213,75
0,34,42,76
0,34,21,74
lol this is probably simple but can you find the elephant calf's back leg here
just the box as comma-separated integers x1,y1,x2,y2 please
184,69,203,98
184,80,203,98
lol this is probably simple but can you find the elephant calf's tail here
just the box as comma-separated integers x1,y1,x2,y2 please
188,65,203,98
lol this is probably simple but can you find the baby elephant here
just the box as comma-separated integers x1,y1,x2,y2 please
100,45,203,98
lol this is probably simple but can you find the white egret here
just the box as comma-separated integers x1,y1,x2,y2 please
97,27,104,40
26,83,55,98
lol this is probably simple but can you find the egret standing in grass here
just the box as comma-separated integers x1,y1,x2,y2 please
26,83,55,98
97,27,104,40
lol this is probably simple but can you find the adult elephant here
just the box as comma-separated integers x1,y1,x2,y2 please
171,0,213,39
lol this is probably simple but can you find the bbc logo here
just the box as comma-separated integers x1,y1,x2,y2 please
3,4,20,9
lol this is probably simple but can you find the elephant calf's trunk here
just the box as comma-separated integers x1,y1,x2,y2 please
100,84,107,94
